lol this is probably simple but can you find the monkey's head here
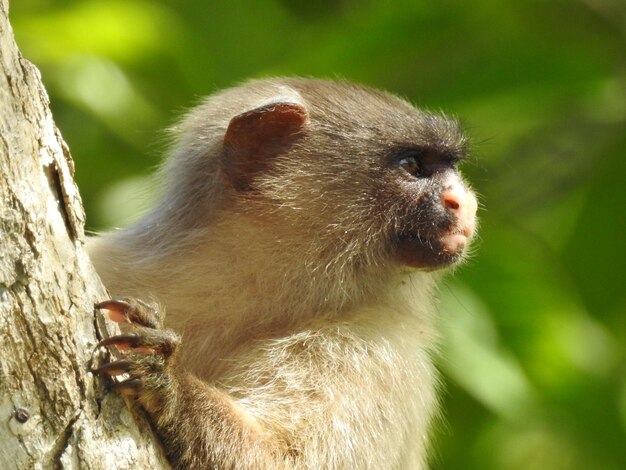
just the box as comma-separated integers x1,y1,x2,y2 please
173,78,477,278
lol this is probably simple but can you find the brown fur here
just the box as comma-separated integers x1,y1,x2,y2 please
89,78,476,469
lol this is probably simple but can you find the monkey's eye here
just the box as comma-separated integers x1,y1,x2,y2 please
398,153,422,177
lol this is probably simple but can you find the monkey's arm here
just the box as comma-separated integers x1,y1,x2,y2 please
141,373,282,469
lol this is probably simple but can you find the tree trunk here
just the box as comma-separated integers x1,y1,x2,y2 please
0,1,169,468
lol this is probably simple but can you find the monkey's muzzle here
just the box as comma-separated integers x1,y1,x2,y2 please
396,182,477,270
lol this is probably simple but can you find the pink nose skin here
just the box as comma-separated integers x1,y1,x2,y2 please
441,184,477,238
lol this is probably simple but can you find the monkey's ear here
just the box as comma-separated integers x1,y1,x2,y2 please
222,101,308,191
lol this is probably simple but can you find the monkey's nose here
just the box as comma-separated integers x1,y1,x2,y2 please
441,186,477,237
442,193,460,211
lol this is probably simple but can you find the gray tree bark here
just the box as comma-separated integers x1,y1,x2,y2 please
0,1,169,468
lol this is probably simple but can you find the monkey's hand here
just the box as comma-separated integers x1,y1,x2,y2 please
94,298,180,415
93,299,280,469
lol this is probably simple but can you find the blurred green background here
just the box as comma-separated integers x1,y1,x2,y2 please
10,1,626,468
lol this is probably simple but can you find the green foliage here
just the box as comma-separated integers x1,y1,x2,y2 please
11,1,626,468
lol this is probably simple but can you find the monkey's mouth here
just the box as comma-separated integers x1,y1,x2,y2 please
395,228,470,270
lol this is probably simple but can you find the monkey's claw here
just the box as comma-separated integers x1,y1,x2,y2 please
96,359,135,376
110,378,144,396
97,329,179,356
98,334,142,349
96,298,161,329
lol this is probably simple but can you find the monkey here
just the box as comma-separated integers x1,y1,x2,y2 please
88,77,478,469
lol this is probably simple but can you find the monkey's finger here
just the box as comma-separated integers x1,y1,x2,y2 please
95,298,160,329
98,330,179,357
97,334,152,353
94,360,134,376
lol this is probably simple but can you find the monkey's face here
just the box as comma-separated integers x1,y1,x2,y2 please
259,133,478,273
383,148,477,270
